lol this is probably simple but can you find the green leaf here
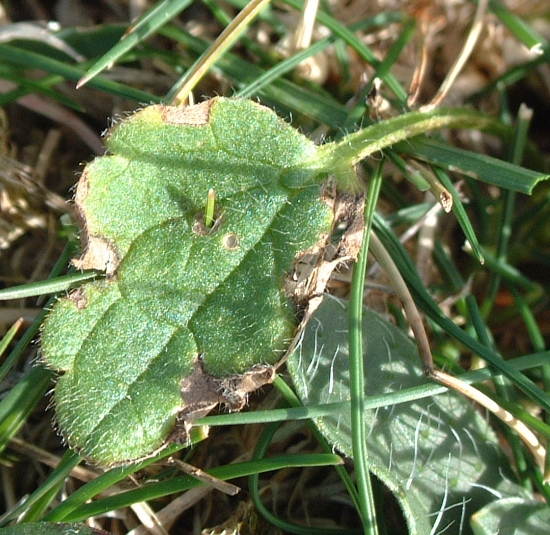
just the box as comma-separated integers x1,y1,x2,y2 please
471,497,550,535
287,297,527,534
41,97,333,465
40,96,548,467
0,523,105,535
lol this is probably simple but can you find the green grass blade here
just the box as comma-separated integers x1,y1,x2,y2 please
0,272,101,301
465,292,532,486
236,11,407,100
348,161,383,534
472,246,541,293
342,16,415,128
0,367,54,458
0,244,75,382
508,288,546,353
56,24,127,58
19,453,82,523
0,68,83,110
167,0,273,104
433,166,484,263
274,377,363,515
0,319,23,362
482,103,532,317
234,36,333,98
0,452,81,525
0,43,158,102
159,24,350,126
0,307,49,384
249,420,355,535
54,455,343,523
397,137,548,194
42,442,186,522
373,214,550,414
281,0,408,103
489,0,548,53
77,0,194,88
198,350,550,430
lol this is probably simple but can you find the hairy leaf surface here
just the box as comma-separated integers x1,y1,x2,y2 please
41,98,333,464
288,297,527,534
